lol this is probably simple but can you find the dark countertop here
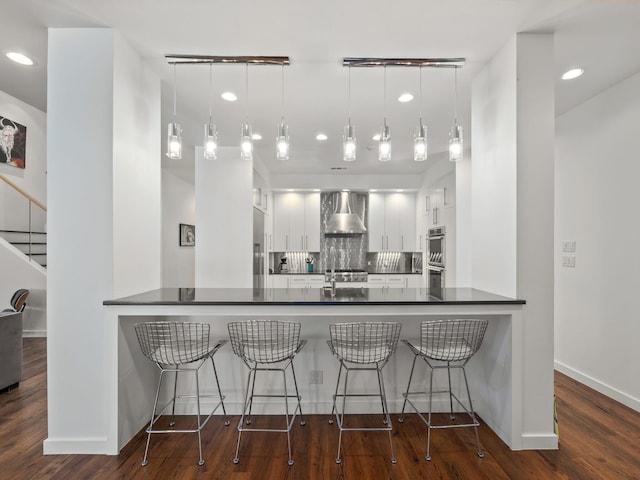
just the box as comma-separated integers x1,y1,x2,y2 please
104,288,525,306
270,271,422,275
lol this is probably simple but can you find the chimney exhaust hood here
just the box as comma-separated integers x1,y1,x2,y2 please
325,191,367,235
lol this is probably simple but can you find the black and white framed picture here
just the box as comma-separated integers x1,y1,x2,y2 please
0,115,27,169
179,223,195,246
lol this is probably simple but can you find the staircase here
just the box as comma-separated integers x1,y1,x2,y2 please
0,229,47,268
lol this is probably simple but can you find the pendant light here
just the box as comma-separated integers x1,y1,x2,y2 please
240,62,253,161
414,66,427,162
378,66,391,162
449,66,463,162
276,64,290,161
166,64,182,159
343,66,356,162
203,63,218,159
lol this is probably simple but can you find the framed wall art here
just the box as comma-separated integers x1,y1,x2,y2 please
0,115,26,169
179,223,195,246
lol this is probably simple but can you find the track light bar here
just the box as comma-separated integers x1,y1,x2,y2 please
165,55,290,65
342,57,465,68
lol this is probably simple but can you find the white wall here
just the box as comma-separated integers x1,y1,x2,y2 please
471,33,556,448
471,37,518,297
112,34,161,297
0,88,47,332
45,28,161,454
162,170,195,287
0,239,46,335
555,70,640,411
195,146,253,287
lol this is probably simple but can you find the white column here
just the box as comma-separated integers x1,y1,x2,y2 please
45,28,161,454
471,33,556,449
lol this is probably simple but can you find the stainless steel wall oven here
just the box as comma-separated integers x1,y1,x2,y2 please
427,226,445,294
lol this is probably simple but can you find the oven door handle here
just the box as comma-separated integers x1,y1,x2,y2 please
427,265,445,272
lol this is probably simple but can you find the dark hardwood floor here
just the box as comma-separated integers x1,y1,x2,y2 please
2,338,640,479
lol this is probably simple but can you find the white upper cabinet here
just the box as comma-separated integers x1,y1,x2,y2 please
368,192,416,252
273,192,320,251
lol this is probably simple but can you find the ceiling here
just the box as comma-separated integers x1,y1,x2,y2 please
2,1,640,184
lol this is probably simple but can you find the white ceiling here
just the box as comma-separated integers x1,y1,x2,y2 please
2,0,640,184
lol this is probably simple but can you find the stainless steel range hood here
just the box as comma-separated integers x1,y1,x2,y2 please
325,191,367,235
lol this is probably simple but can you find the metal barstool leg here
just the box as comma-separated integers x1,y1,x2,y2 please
447,362,455,421
399,354,418,423
234,367,255,464
461,366,484,458
195,365,205,466
210,357,230,426
378,368,396,464
169,368,179,427
335,367,349,464
328,364,343,424
141,368,165,466
245,365,258,425
426,364,434,461
283,368,294,466
290,362,305,426
377,362,388,425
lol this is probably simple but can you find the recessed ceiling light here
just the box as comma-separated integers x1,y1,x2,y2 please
252,133,262,140
372,134,381,141
561,68,584,80
398,93,413,103
221,92,237,101
316,133,328,141
6,51,34,66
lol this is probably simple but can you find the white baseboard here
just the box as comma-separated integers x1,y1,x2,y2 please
555,361,640,413
43,436,116,455
23,329,46,338
521,433,558,450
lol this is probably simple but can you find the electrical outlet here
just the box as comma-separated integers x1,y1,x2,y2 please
561,256,576,267
309,370,323,384
562,241,576,253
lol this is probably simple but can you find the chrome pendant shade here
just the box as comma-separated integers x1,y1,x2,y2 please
449,66,463,162
166,64,182,159
343,66,356,162
203,63,218,160
343,121,356,162
414,119,427,162
276,119,289,161
378,120,391,162
167,122,182,159
240,122,253,161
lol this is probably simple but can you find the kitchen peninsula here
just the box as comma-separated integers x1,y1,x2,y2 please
103,287,558,455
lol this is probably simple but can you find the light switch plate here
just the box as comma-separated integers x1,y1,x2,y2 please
561,256,576,267
562,241,576,252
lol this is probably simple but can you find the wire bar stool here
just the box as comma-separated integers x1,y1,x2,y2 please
227,320,306,466
398,319,488,460
327,322,402,464
134,322,229,466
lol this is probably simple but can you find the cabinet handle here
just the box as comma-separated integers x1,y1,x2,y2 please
305,235,308,251
381,236,384,251
401,236,404,251
286,234,289,250
443,187,448,206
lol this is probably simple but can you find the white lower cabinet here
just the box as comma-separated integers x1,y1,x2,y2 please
368,274,419,288
289,275,325,289
271,275,291,288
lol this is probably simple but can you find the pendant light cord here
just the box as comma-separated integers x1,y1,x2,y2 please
172,63,177,120
419,66,423,125
208,63,213,122
348,66,352,125
454,66,458,125
281,64,285,121
245,62,249,121
383,66,387,126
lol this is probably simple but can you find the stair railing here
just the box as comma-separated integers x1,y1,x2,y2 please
0,174,47,267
